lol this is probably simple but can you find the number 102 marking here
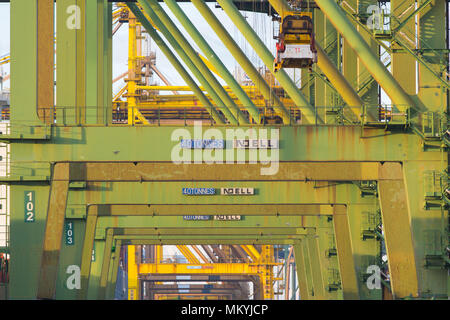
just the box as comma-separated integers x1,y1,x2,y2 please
24,191,35,222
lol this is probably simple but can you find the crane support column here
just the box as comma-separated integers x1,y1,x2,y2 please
88,239,105,299
391,0,416,98
293,242,310,300
306,233,326,299
56,0,85,125
106,240,122,300
127,12,139,125
333,205,359,299
37,163,70,299
78,206,99,299
10,0,42,125
378,162,419,298
417,0,448,112
314,0,418,112
37,0,54,124
98,229,114,299
316,45,364,120
10,0,46,294
128,245,139,300
302,240,314,298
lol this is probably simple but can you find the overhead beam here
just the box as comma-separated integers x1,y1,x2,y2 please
122,239,302,245
141,274,252,281
138,262,281,275
53,161,393,182
89,203,335,216
104,227,309,237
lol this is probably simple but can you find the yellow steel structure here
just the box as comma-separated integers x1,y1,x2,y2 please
190,245,210,264
0,56,9,66
127,245,281,300
113,5,302,125
176,245,201,264
138,261,275,274
156,245,163,264
242,245,261,262
128,245,139,300
198,54,223,80
124,10,149,125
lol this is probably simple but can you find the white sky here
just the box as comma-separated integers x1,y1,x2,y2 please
0,3,10,89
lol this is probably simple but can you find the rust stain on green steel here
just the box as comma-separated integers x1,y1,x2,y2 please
8,126,440,164
8,0,448,301
80,162,383,181
37,163,70,299
85,203,337,216
378,162,419,298
304,126,313,156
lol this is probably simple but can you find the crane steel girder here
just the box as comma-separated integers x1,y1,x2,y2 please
7,0,447,302
74,207,348,299
33,161,417,299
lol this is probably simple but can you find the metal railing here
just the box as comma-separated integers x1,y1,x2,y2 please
0,104,426,127
6,104,448,134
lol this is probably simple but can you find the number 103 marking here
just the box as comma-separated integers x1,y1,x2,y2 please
24,191,35,222
65,221,74,245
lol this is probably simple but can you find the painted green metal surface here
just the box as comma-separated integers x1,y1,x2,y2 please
315,0,417,112
5,0,448,300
